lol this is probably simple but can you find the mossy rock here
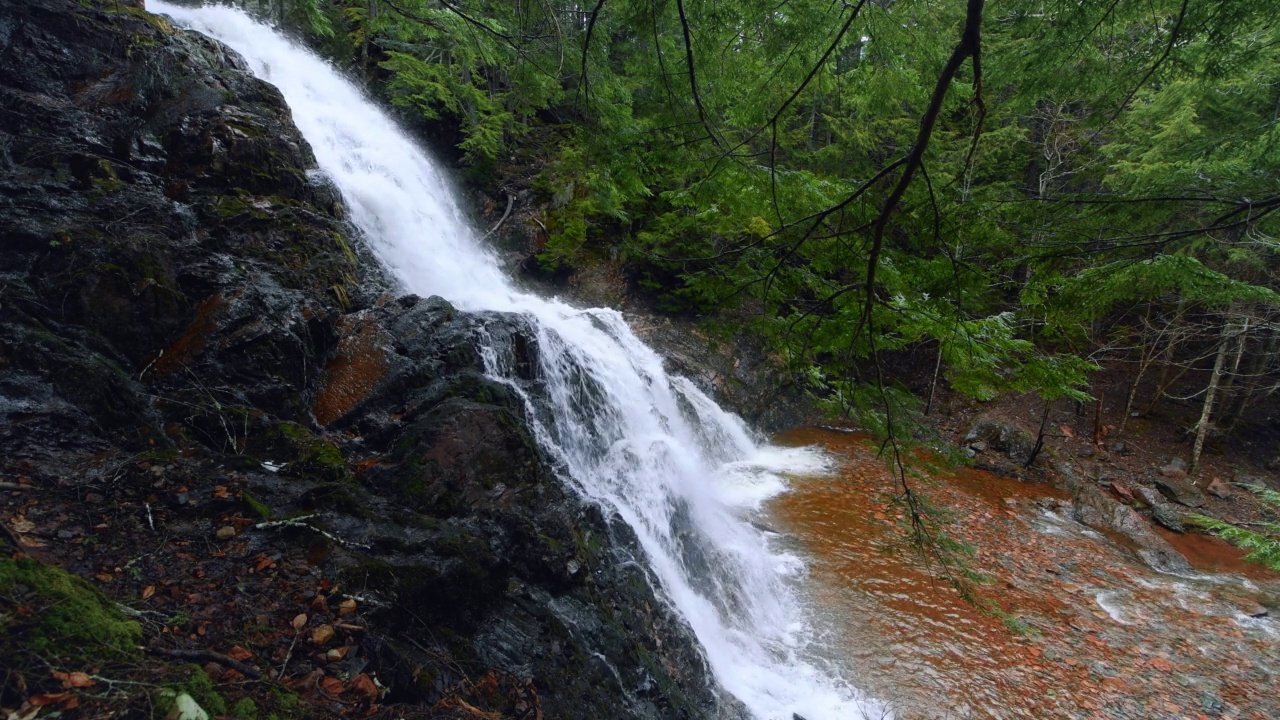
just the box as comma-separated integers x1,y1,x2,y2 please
0,556,142,660
268,422,348,482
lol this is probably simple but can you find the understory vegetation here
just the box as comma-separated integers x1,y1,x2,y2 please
232,0,1280,562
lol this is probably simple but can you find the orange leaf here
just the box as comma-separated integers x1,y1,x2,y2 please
141,585,156,600
225,646,254,662
321,677,345,696
348,673,379,703
52,671,96,689
1059,424,1075,438
29,692,71,706
291,613,308,631
338,598,357,616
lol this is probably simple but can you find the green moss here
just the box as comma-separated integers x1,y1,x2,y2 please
231,696,259,719
242,491,272,521
270,687,301,714
182,666,228,716
272,422,348,482
0,556,142,659
155,667,227,718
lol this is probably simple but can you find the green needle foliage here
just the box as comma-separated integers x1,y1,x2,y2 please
227,0,1280,473
1188,486,1280,571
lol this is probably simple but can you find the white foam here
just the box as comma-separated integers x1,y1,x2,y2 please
148,3,886,717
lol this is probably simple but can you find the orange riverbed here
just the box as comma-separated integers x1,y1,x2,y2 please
768,428,1280,720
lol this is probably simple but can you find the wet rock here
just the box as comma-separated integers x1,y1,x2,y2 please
1233,473,1275,491
964,415,1036,465
1149,503,1186,533
0,3,725,718
1072,484,1193,574
1109,481,1135,503
1151,474,1206,508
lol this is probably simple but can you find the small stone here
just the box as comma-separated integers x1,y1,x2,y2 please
969,441,988,452
57,529,74,540
1160,457,1189,480
1206,477,1232,499
1107,441,1126,454
215,526,236,540
311,624,335,645
566,559,581,575
1110,482,1134,503
85,492,105,504
1079,447,1095,458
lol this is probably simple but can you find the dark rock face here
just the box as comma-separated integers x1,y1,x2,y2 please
964,415,1036,466
0,2,721,717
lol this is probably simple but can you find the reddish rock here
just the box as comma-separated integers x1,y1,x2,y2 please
1206,477,1232,499
1110,481,1135,503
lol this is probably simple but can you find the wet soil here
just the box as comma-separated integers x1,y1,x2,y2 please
770,428,1280,720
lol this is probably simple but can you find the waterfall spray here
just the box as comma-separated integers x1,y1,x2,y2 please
147,4,885,717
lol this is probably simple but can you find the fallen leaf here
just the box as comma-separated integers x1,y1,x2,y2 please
225,646,254,662
141,585,156,600
311,624,334,645
338,598,357,615
349,673,379,703
28,692,71,706
95,573,113,583
321,676,345,696
1059,424,1075,438
292,613,308,631
52,671,95,689
10,515,35,533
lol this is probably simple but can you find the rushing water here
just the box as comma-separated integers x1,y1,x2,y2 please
147,3,884,718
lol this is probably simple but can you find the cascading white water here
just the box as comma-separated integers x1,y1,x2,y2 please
148,4,886,717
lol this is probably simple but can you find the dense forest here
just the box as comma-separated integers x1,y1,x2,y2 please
243,0,1278,469
246,0,1280,587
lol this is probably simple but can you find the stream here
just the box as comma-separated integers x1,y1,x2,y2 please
771,428,1280,719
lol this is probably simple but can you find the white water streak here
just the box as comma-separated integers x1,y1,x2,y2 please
148,3,884,717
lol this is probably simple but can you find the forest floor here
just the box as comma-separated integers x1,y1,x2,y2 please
1,454,500,720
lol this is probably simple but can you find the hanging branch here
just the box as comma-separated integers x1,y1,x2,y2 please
674,0,722,148
1094,0,1190,134
578,0,608,99
858,0,985,339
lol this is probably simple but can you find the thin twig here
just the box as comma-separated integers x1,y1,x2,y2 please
149,647,263,679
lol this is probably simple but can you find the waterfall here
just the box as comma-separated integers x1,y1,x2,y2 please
148,4,885,717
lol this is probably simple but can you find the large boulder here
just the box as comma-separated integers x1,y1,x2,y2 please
0,2,724,717
1151,474,1207,508
964,415,1037,465
1073,484,1192,574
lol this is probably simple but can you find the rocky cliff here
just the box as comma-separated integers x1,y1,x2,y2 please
0,2,722,717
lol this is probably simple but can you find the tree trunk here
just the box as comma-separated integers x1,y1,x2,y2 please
1190,320,1233,475
924,341,943,416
